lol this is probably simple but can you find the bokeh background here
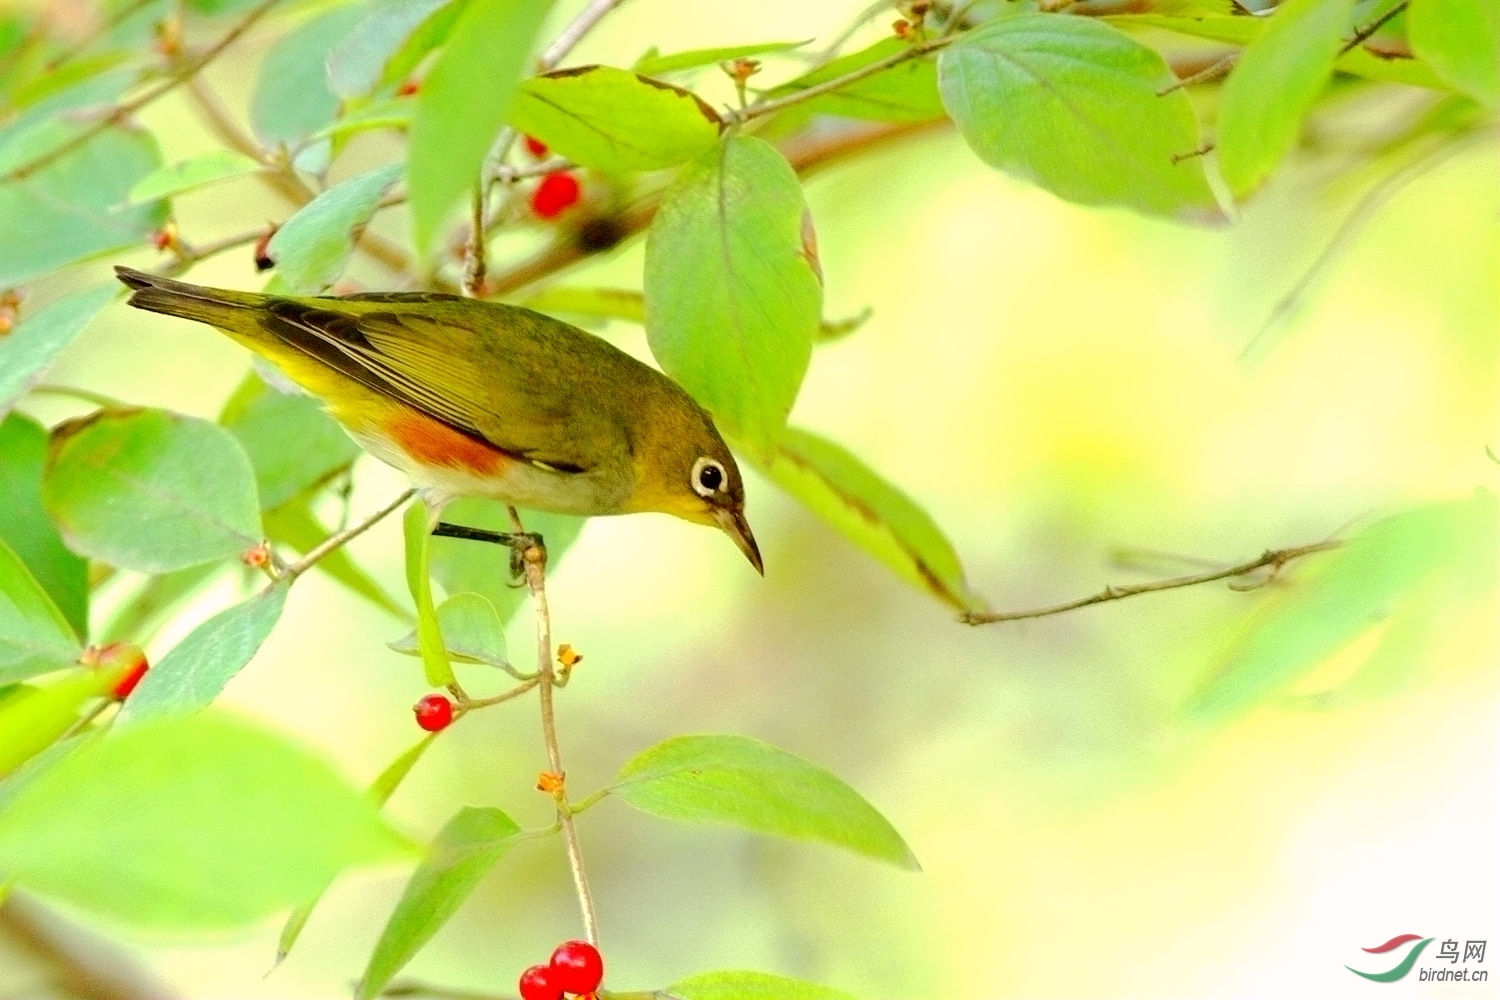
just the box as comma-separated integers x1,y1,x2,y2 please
3,1,1497,997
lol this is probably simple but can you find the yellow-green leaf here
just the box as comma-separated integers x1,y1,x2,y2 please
509,65,722,172
614,733,918,870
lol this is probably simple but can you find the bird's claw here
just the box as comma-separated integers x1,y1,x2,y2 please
430,522,546,583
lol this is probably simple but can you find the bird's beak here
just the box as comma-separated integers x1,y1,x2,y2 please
714,506,764,575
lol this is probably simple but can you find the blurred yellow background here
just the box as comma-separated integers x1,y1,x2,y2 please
6,1,1497,997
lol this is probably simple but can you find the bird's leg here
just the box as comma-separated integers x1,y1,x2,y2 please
431,521,545,581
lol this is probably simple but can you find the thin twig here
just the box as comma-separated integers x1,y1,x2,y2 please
463,184,487,297
962,540,1341,624
1339,0,1408,55
1159,51,1237,95
723,33,957,126
816,0,896,61
461,677,540,709
282,489,415,581
28,384,126,408
539,0,629,68
3,0,285,182
1243,132,1484,359
507,505,599,946
44,0,159,70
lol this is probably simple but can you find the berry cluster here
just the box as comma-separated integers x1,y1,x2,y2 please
519,940,603,1000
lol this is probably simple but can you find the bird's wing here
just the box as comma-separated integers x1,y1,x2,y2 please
259,296,595,473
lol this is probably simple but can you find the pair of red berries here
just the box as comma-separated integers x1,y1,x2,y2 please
523,135,581,220
519,940,603,1000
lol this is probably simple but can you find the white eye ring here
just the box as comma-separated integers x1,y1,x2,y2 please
691,456,727,498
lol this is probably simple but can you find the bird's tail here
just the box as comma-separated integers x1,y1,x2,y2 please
115,266,269,338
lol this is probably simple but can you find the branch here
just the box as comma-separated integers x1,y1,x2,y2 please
539,0,630,69
3,0,285,182
722,33,958,126
281,489,415,581
507,506,599,946
961,540,1342,625
1340,0,1408,55
0,892,183,1000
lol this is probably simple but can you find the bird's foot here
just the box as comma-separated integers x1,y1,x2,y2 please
431,522,546,581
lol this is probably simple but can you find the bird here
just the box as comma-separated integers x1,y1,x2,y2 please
114,267,761,573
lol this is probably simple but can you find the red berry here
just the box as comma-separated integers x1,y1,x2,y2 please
412,693,454,732
518,963,563,1000
523,134,548,158
549,939,603,994
112,661,149,699
530,172,580,220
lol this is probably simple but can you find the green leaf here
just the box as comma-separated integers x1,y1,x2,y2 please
634,39,811,77
1216,0,1355,197
277,733,436,964
403,500,455,687
746,427,983,613
644,136,822,449
0,540,82,685
329,0,452,97
388,591,509,668
406,0,554,257
1334,46,1453,91
0,70,136,172
1105,12,1263,46
220,369,361,510
668,970,858,1000
358,806,522,999
0,125,166,287
43,408,263,573
508,66,722,172
1186,491,1496,718
1408,0,1500,107
614,734,918,870
267,162,404,293
0,415,87,637
251,5,368,150
380,0,467,91
116,581,289,723
264,501,410,620
120,150,261,208
428,499,585,624
0,712,411,928
0,284,118,421
939,14,1221,220
0,668,124,776
520,285,647,324
769,38,945,123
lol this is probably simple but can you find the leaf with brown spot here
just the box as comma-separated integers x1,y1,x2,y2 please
508,65,721,172
744,426,984,613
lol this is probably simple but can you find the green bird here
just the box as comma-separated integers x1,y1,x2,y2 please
115,267,761,572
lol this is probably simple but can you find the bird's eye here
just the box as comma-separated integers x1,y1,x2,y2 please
691,456,726,498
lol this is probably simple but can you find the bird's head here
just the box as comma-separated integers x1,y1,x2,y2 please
627,395,762,575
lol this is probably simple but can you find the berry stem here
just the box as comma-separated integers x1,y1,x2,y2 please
508,505,599,947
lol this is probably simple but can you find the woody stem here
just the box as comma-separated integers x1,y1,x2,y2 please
506,506,599,945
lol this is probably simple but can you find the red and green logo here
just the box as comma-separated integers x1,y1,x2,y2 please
1347,934,1434,982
